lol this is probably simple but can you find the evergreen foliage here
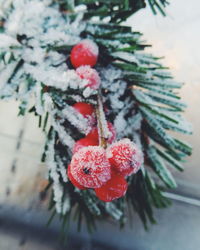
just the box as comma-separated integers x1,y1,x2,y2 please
0,0,191,233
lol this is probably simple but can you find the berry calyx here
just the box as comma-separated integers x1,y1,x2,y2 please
87,122,116,144
70,40,99,68
95,171,128,202
70,146,111,188
76,66,101,90
67,165,86,190
73,136,98,154
106,138,143,177
73,102,95,118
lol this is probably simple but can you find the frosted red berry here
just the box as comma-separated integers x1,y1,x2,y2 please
106,138,143,177
87,122,116,144
95,171,128,202
73,136,98,154
70,146,111,188
70,39,99,68
73,102,95,118
76,66,101,90
67,165,86,190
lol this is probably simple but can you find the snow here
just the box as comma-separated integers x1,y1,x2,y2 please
76,65,101,90
105,203,123,220
56,155,68,183
43,93,54,112
24,64,87,91
60,104,89,134
62,198,70,214
0,62,18,90
114,110,127,136
111,51,140,64
46,132,64,214
100,66,127,110
83,86,97,98
52,119,75,149
35,82,44,115
79,39,99,56
0,34,20,47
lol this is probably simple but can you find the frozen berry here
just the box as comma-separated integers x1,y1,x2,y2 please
106,138,143,177
87,122,116,144
70,146,111,188
70,40,99,68
73,136,98,154
67,165,86,190
95,171,128,202
76,66,101,90
73,102,95,118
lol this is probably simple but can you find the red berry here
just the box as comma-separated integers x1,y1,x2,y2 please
87,122,116,144
67,165,86,190
86,127,99,140
76,66,101,90
70,40,99,68
73,102,95,118
95,171,128,202
70,146,111,188
73,136,98,154
106,138,143,177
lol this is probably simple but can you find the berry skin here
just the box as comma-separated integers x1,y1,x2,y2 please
73,136,98,154
86,127,99,141
76,66,101,90
73,102,95,118
87,122,116,144
106,138,143,177
67,165,86,190
70,146,111,188
95,171,128,202
70,40,99,68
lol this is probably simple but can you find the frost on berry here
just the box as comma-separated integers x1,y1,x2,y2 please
106,138,143,177
70,146,111,188
67,165,86,190
72,136,98,154
80,39,99,56
87,122,116,144
73,102,96,129
76,66,101,90
73,102,95,118
95,171,128,202
70,40,99,68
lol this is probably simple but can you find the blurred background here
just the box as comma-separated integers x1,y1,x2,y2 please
0,0,200,249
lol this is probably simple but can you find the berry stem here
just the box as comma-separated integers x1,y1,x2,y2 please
96,92,108,149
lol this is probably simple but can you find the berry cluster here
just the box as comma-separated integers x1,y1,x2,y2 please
68,139,142,202
67,40,143,202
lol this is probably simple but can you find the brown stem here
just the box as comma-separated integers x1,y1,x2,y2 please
95,92,108,149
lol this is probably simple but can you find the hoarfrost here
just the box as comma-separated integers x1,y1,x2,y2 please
56,156,68,183
52,118,75,149
46,133,63,213
0,34,20,47
60,104,89,134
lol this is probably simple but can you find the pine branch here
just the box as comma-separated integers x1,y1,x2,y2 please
0,0,191,235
